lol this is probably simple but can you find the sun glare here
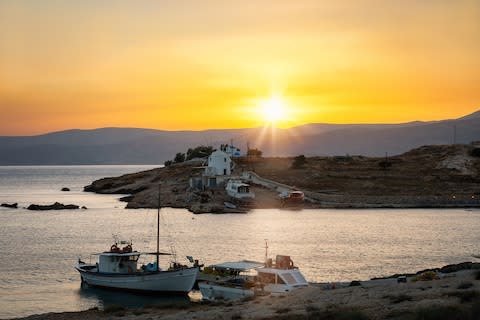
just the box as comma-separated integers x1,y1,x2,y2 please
261,96,287,123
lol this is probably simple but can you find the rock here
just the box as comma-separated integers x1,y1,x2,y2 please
61,187,70,192
119,195,134,202
81,206,88,210
439,262,473,273
1,203,18,209
27,202,80,210
349,280,362,286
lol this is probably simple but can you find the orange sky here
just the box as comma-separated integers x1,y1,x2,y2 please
0,1,479,135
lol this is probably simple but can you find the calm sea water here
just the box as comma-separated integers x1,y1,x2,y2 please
1,166,480,318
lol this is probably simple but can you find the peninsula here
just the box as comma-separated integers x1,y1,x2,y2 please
84,144,480,213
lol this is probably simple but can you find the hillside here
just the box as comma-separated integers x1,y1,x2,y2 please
1,110,480,164
84,144,480,211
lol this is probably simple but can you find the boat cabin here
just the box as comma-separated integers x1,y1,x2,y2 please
258,255,308,291
257,268,308,289
226,180,255,200
97,242,141,274
98,252,140,273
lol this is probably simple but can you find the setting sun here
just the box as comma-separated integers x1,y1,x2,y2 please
260,96,288,124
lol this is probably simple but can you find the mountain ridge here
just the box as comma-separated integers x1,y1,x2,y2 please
1,110,479,165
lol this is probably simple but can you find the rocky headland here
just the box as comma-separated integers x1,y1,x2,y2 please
83,144,480,213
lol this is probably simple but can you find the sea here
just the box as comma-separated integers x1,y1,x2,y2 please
0,165,479,319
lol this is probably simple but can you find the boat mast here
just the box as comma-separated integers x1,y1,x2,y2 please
264,239,268,265
157,184,161,272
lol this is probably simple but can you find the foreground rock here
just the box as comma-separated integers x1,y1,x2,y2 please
11,263,480,320
27,202,80,211
1,202,18,208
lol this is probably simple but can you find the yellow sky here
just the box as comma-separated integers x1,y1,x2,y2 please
0,0,479,135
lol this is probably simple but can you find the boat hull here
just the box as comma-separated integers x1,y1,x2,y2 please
76,265,198,294
198,281,254,301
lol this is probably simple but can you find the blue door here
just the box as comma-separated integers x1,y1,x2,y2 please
209,178,217,187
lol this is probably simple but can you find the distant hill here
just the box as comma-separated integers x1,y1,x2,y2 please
0,110,479,165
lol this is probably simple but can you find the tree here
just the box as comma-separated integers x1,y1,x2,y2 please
164,160,173,167
247,148,262,157
174,152,185,163
291,155,307,169
186,146,213,160
378,160,392,170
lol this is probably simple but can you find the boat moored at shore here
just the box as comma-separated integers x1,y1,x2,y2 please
75,185,199,294
76,241,198,293
198,254,308,301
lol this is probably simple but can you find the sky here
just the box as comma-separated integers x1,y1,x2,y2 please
0,0,479,135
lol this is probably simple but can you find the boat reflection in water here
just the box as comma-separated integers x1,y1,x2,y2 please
77,280,194,310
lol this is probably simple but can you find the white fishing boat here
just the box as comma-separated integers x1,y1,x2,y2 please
199,244,308,300
75,186,198,294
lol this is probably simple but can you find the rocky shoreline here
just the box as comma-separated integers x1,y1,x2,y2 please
11,262,480,320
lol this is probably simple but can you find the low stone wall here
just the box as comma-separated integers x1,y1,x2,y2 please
242,171,292,193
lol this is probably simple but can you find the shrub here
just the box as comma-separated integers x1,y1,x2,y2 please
231,312,243,320
414,305,465,320
470,148,480,157
305,305,320,313
335,310,370,320
384,294,413,304
457,282,474,290
445,290,479,303
247,148,262,157
103,304,126,313
276,307,291,314
241,295,255,302
132,308,148,316
291,155,307,169
378,160,392,170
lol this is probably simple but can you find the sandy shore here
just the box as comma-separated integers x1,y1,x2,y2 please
14,265,480,320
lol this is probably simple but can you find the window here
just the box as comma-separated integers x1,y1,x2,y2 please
282,273,297,285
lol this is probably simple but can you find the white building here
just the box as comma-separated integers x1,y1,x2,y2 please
220,144,242,158
189,149,233,189
205,150,232,176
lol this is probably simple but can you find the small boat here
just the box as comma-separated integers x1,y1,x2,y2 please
279,190,305,203
199,247,308,300
224,201,237,209
75,186,198,294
